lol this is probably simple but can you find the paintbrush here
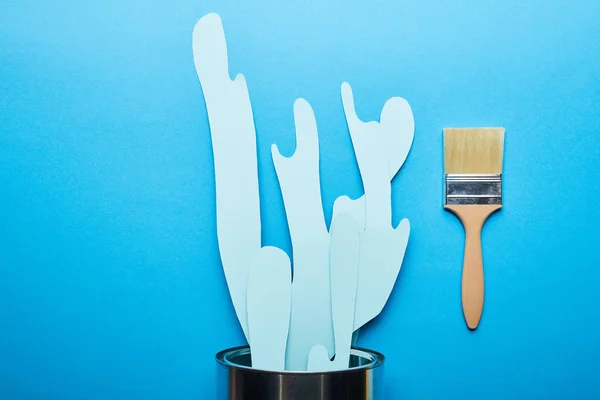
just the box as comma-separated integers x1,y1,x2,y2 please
444,128,505,330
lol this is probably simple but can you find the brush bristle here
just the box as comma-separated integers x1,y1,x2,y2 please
444,128,505,174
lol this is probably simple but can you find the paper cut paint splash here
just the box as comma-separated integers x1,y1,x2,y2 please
193,13,414,372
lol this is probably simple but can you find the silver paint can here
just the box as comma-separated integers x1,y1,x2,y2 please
216,346,385,400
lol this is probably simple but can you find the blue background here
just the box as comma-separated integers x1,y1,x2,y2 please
1,0,600,398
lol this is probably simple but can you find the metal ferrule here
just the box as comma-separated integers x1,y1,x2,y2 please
445,174,502,205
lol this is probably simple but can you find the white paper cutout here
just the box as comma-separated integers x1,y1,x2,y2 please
247,246,292,371
329,212,361,369
381,97,415,180
192,13,261,340
332,195,366,231
331,84,413,228
272,99,333,370
340,82,413,331
307,344,331,371
306,212,361,372
194,13,415,372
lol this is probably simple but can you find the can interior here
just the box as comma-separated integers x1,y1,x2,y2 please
218,346,383,373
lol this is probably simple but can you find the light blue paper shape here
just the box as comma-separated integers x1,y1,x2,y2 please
331,83,413,228
194,13,415,372
339,82,413,331
329,212,361,369
307,212,361,372
307,344,331,371
247,246,292,371
272,98,333,371
192,13,261,340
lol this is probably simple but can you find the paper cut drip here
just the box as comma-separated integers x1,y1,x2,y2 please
193,13,414,372
192,13,260,340
307,212,361,372
272,99,334,370
340,83,412,331
247,246,292,371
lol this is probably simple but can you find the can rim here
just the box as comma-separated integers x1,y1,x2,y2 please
216,345,384,374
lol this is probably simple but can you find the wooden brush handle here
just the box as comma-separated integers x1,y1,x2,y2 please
445,205,501,330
